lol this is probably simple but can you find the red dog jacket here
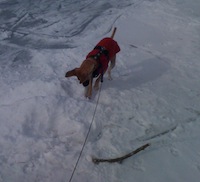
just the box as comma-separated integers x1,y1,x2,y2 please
86,37,120,74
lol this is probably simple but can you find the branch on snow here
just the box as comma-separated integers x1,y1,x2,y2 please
92,143,150,164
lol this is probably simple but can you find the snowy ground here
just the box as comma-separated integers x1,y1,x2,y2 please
0,0,200,182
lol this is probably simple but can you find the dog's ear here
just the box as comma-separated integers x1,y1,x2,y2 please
65,68,78,77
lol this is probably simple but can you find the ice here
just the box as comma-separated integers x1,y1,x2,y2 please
0,0,200,182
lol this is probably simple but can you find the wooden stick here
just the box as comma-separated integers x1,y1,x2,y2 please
92,143,150,164
110,27,117,39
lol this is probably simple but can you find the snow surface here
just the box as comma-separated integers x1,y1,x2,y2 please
0,0,200,182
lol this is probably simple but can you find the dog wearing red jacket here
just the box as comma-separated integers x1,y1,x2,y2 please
65,27,120,98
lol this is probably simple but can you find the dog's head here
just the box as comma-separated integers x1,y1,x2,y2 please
65,68,89,84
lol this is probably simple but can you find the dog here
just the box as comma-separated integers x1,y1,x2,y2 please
65,27,120,98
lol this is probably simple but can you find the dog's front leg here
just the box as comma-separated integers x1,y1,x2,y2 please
85,77,93,99
94,75,101,91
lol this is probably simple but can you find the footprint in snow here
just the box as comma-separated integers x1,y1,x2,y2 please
169,147,180,157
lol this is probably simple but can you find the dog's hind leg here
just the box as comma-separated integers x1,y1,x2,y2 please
108,55,116,80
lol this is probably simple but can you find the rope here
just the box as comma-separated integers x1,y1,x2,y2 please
69,83,103,182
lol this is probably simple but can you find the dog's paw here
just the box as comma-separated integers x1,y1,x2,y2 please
85,92,91,99
85,95,92,99
85,87,92,99
108,75,113,80
107,71,113,80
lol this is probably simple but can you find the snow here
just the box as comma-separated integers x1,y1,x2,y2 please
0,0,200,182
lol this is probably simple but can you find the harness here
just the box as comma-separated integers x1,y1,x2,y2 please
90,46,109,82
93,46,109,60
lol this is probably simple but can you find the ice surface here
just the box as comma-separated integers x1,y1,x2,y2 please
0,0,200,182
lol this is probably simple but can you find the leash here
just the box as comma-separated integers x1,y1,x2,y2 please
69,83,103,182
69,27,116,181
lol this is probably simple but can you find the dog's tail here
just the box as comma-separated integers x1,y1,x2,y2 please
110,27,117,39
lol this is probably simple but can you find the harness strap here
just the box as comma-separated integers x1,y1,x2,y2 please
90,46,109,82
93,46,109,60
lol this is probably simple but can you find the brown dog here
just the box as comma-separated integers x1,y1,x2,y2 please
65,27,120,98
